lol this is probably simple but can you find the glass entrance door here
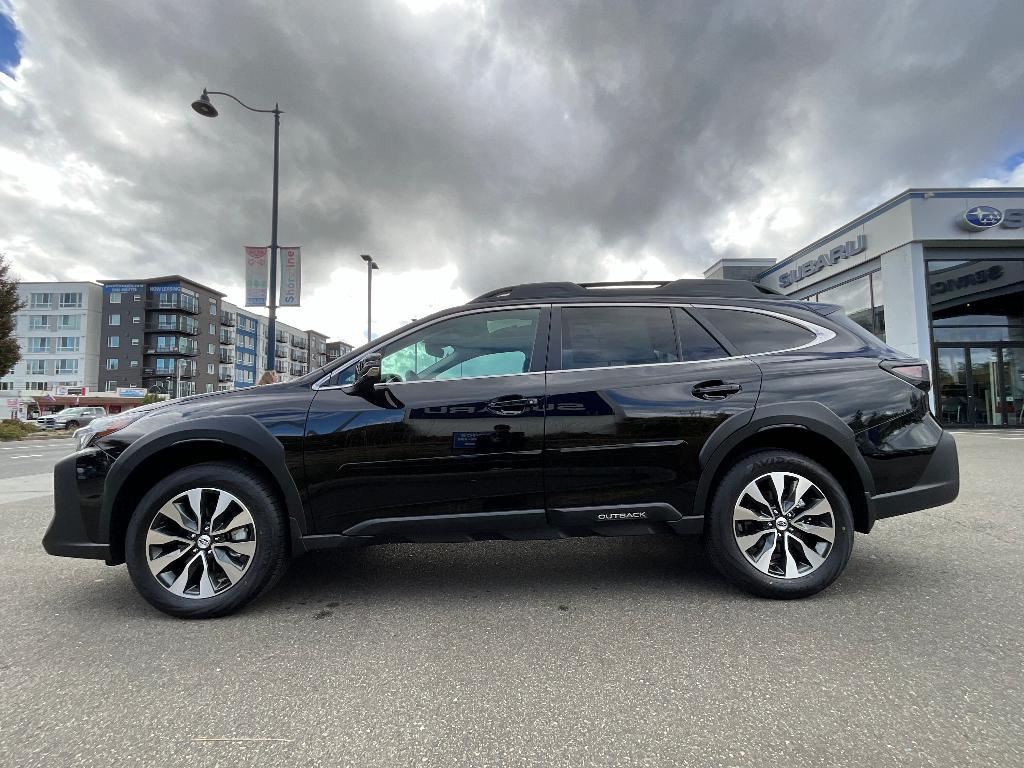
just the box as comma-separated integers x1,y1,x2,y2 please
1000,347,1024,427
936,345,1024,427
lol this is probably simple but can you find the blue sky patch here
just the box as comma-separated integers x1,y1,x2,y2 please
1002,151,1024,173
0,11,20,77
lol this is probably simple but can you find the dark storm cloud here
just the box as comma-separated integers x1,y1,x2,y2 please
2,0,1023,319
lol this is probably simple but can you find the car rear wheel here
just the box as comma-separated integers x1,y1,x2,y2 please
125,462,289,618
64,420,79,430
705,450,854,599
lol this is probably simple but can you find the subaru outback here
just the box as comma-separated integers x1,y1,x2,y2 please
43,279,959,618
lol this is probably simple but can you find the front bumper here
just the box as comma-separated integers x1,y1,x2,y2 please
41,449,112,562
869,430,959,522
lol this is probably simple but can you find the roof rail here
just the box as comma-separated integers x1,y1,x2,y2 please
469,278,783,303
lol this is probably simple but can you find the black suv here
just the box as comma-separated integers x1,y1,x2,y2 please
43,279,959,617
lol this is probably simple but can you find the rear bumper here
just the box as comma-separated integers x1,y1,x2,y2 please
869,430,959,523
41,451,111,561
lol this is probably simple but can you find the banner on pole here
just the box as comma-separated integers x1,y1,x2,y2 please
244,247,269,307
279,246,301,306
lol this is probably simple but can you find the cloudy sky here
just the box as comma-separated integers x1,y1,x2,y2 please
2,0,1023,344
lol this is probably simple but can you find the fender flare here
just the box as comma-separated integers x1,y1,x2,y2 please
98,414,309,545
694,401,876,519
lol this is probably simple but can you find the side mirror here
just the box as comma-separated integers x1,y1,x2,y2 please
342,353,382,397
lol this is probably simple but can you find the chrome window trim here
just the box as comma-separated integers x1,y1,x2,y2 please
312,304,547,390
314,300,835,389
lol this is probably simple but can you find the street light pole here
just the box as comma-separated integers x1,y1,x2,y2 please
361,254,379,342
191,88,283,375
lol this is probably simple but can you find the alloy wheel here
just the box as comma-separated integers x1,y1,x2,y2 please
732,471,836,579
144,487,257,599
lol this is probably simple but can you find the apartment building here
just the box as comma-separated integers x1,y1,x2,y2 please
98,276,225,398
219,301,331,387
326,340,355,361
0,282,103,394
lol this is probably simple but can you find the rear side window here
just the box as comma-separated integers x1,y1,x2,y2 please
673,309,728,361
699,308,816,355
561,307,679,370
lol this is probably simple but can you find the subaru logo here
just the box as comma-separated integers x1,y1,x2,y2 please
959,205,1003,231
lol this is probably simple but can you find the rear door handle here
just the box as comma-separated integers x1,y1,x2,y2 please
692,381,742,400
486,396,539,416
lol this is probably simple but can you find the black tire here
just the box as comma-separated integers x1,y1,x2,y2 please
125,462,289,618
65,421,79,430
704,450,854,599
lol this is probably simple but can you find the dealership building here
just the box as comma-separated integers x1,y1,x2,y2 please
707,187,1024,428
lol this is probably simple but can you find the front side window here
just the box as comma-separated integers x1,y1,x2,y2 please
379,309,541,383
700,308,816,355
560,306,679,370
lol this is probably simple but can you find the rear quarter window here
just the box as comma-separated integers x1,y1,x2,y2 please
699,308,817,355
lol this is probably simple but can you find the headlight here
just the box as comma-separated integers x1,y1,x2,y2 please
75,410,153,451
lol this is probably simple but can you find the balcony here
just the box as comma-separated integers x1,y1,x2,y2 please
275,330,287,343
274,361,288,374
219,332,235,346
145,296,200,314
218,372,234,383
220,312,236,327
145,320,198,335
290,337,307,350
219,351,235,364
274,345,287,359
290,349,308,363
144,344,198,357
289,363,306,376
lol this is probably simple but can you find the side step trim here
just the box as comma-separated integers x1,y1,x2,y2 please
343,509,547,537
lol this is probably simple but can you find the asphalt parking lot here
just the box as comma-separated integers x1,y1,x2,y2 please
0,432,1021,767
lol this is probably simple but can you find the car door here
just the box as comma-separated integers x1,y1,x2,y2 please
544,304,761,527
304,306,550,537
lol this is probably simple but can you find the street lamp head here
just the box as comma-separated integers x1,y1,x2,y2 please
191,89,219,118
371,262,379,270
360,254,372,263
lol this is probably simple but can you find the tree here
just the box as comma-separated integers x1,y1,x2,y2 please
140,393,162,405
0,254,24,378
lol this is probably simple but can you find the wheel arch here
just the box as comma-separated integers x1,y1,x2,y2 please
696,403,876,534
101,416,309,564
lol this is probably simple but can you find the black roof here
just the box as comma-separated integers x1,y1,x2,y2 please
470,279,783,304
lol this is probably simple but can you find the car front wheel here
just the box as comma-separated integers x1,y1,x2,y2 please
125,462,289,618
705,450,854,599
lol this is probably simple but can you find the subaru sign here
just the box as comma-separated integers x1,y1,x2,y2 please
957,206,1024,231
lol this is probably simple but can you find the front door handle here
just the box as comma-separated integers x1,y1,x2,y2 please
486,396,539,416
692,381,742,400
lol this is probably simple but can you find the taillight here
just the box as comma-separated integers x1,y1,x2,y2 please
880,360,931,391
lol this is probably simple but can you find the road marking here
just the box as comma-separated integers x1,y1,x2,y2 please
9,454,43,459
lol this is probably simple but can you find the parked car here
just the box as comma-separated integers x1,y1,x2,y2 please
37,406,107,431
43,279,959,618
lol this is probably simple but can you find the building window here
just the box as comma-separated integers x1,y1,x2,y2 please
130,360,139,368
28,338,51,353
59,315,81,330
56,359,79,375
109,292,122,304
132,316,141,324
59,292,82,308
133,294,141,302
28,315,51,330
26,360,46,375
108,336,120,348
208,343,215,354
57,337,80,352
29,293,53,309
109,314,121,326
206,383,214,393
210,300,217,316
131,338,140,346
25,381,51,391
207,363,215,374
209,323,216,335
106,359,119,370
813,270,885,340
106,381,119,392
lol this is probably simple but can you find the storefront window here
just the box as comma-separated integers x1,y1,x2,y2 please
814,271,885,339
928,260,1024,342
